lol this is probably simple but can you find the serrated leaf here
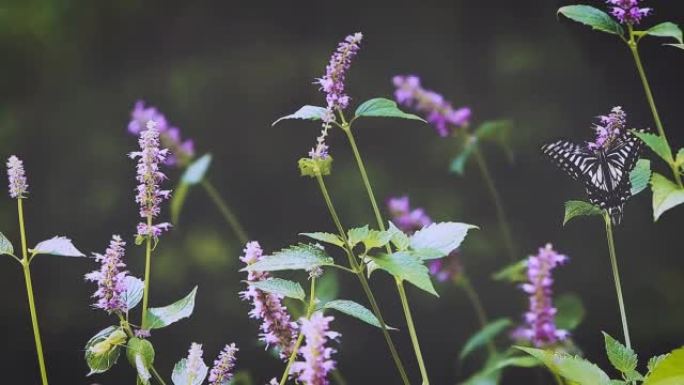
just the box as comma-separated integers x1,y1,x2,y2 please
323,299,395,330
143,286,197,330
249,278,306,301
410,222,476,257
362,229,392,250
300,232,344,247
273,105,329,126
372,252,438,296
0,232,13,256
630,159,652,195
644,22,683,44
298,156,333,178
564,200,602,225
556,294,585,331
181,154,212,185
31,236,85,257
123,276,145,311
603,332,638,373
354,98,424,121
633,131,673,163
170,181,190,225
387,221,410,251
450,136,478,176
126,338,155,368
648,354,669,373
85,326,126,376
242,244,334,272
518,347,612,385
492,260,528,283
644,347,684,385
460,318,512,360
347,225,369,248
651,173,684,221
557,5,624,36
172,357,208,385
625,370,645,382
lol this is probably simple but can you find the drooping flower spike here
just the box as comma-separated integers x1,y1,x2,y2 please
208,343,238,385
240,241,298,359
6,155,29,199
84,235,129,314
606,0,651,25
290,312,340,385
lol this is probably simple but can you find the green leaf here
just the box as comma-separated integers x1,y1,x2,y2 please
667,43,684,50
31,236,85,257
409,248,445,261
633,131,674,163
298,156,333,178
242,244,334,272
518,347,612,385
354,98,424,121
475,120,515,162
172,357,208,385
371,252,438,296
485,356,541,373
170,181,190,225
126,338,155,368
122,276,145,311
651,173,684,221
644,347,684,385
410,222,477,257
603,332,638,373
323,299,395,330
143,286,197,330
563,200,602,225
272,105,329,126
626,370,645,382
460,318,512,360
450,136,478,176
134,354,151,385
387,222,410,251
181,154,212,185
630,159,652,196
648,354,669,373
676,149,684,168
347,225,370,247
316,269,339,303
248,278,306,301
555,294,586,331
0,232,13,256
557,5,624,36
492,260,528,283
84,326,126,376
644,22,683,44
300,232,344,247
362,229,392,251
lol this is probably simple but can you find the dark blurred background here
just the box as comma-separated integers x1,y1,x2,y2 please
1,0,683,384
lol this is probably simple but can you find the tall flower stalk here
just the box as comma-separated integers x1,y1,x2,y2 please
7,156,49,385
603,212,632,348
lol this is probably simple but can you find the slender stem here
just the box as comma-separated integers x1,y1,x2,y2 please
342,124,430,385
141,215,153,328
603,212,632,349
331,369,347,385
315,173,411,385
150,366,169,385
118,314,168,385
201,180,249,244
456,276,496,355
279,277,317,385
626,27,683,187
472,145,516,261
17,199,49,385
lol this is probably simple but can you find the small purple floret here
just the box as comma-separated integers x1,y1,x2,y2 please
587,106,626,151
290,312,339,385
607,0,651,24
84,235,129,314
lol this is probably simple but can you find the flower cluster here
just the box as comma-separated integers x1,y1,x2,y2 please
129,121,172,239
607,0,651,25
6,155,28,199
588,106,626,150
187,343,205,380
208,343,238,385
308,109,335,161
318,33,363,111
393,75,471,137
291,312,339,385
512,244,569,347
240,241,298,359
128,100,195,166
84,235,129,313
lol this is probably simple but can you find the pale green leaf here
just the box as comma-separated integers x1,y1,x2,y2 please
143,286,197,330
323,299,395,330
603,332,638,373
651,173,684,221
676,149,684,168
298,156,333,178
667,43,684,50
387,221,410,251
557,5,624,36
135,354,151,385
564,200,602,225
31,236,85,257
300,232,344,247
484,356,541,374
644,347,684,385
170,181,190,225
492,260,527,283
181,154,212,185
630,159,652,195
354,98,424,121
518,347,612,385
242,244,334,272
84,326,126,376
273,105,329,126
410,222,477,257
648,354,669,373
644,22,683,44
347,225,370,248
371,252,438,296
362,229,392,250
450,136,478,176
556,294,585,331
122,276,145,311
248,278,306,301
633,131,673,163
172,357,208,385
0,232,13,256
316,270,339,303
460,318,512,359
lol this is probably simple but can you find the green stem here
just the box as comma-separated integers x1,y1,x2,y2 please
117,314,168,385
472,145,516,261
456,276,496,356
331,369,347,385
315,173,411,385
141,215,153,329
552,371,565,385
627,27,683,187
279,277,317,385
17,199,49,385
342,124,429,385
603,212,632,349
201,180,249,244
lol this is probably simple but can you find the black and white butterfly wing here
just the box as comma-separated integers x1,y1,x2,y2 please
541,140,599,184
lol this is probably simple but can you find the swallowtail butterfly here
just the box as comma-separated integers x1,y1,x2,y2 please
541,130,643,225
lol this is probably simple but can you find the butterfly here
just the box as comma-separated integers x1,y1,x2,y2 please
541,130,643,225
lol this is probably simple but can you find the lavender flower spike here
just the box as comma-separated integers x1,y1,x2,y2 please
393,75,471,137
208,343,239,385
318,32,363,111
512,243,569,347
607,0,651,25
6,155,28,199
187,343,205,381
291,312,340,385
240,241,298,359
84,235,129,314
129,120,172,239
588,106,626,150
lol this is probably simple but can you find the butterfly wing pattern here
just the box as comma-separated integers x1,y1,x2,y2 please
541,131,643,225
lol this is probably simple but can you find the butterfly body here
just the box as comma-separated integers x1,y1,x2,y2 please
542,131,643,225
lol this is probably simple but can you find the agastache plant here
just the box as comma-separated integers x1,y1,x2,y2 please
84,235,130,314
208,343,239,385
290,312,340,385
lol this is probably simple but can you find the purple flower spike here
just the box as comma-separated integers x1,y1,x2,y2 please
85,235,129,314
512,243,569,347
208,343,239,385
607,0,651,24
6,155,28,199
318,33,363,112
240,241,298,360
588,106,626,150
393,75,471,137
291,312,340,385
